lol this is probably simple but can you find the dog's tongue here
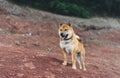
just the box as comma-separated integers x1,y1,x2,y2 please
61,37,64,40
61,34,68,40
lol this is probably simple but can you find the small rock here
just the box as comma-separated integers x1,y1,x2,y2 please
25,32,32,37
28,32,32,36
96,31,101,35
15,41,20,46
32,41,39,46
47,48,52,52
0,28,6,34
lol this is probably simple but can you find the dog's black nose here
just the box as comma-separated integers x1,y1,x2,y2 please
60,33,64,37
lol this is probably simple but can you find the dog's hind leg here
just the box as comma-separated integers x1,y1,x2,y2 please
71,51,77,69
76,53,82,69
80,51,86,71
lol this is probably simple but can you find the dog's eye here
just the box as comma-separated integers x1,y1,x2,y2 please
64,29,68,31
60,29,62,31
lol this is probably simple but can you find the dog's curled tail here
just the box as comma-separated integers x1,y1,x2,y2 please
76,35,82,42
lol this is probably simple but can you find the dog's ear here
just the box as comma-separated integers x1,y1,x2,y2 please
67,21,72,27
59,23,63,27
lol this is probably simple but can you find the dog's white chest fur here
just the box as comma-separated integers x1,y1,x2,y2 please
60,40,74,54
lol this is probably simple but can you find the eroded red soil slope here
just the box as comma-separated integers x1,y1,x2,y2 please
0,13,120,78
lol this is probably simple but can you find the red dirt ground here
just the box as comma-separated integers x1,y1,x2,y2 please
0,13,120,78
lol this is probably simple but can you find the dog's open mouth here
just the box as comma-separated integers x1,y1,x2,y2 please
60,32,71,40
64,34,68,39
61,34,68,40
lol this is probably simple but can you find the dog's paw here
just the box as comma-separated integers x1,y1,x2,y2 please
72,66,77,69
83,68,86,71
62,62,67,66
79,66,82,69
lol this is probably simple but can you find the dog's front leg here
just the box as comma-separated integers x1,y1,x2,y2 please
72,51,77,69
62,49,67,65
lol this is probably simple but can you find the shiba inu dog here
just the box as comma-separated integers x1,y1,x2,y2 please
58,22,86,71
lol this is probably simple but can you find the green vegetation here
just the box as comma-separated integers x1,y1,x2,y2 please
11,0,120,18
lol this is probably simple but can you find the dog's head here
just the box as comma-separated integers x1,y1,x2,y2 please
58,22,74,40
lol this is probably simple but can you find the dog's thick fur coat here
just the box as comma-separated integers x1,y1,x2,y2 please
59,22,86,70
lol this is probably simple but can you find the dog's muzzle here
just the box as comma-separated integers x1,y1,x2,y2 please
60,33,69,40
60,33,65,37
